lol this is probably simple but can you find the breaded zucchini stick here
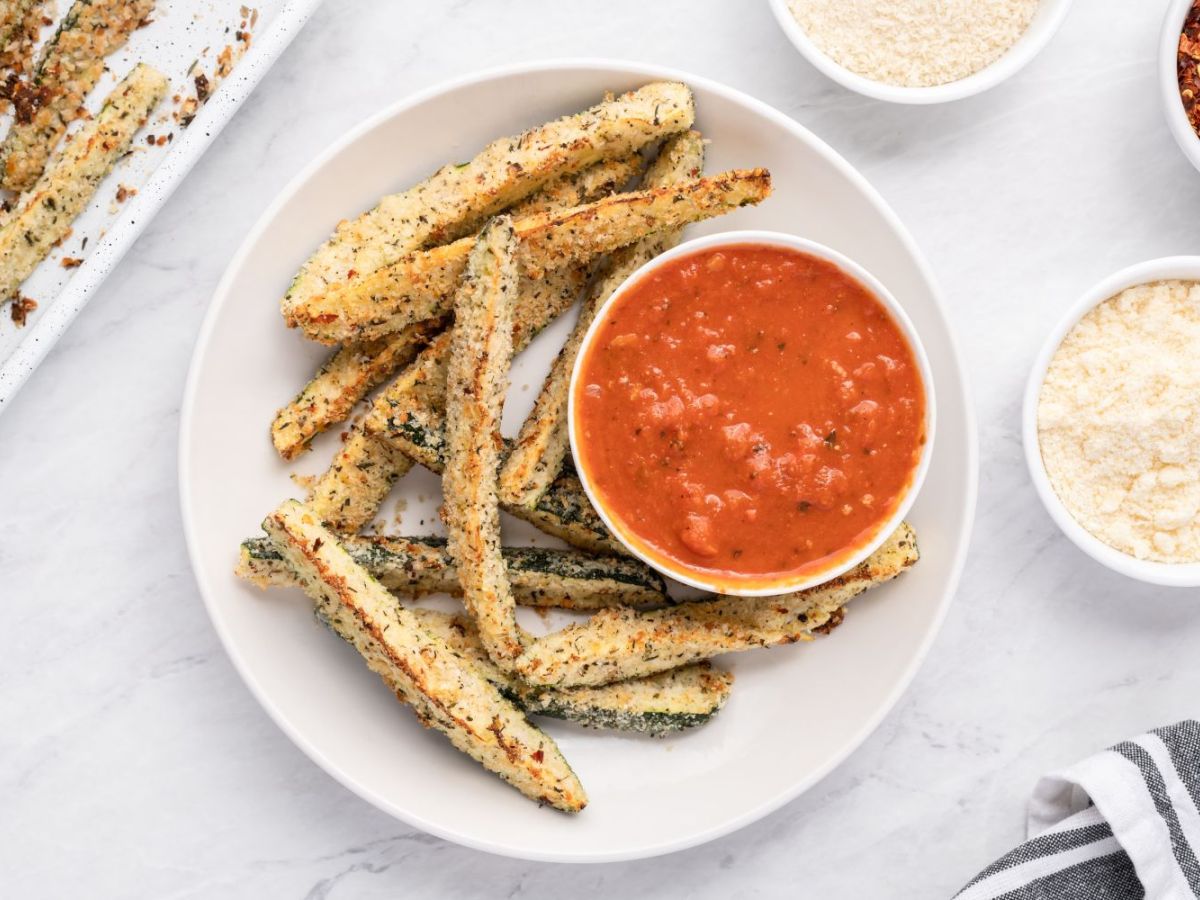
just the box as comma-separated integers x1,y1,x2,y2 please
289,169,774,344
305,265,588,533
441,217,529,664
264,501,586,812
282,81,692,322
514,524,920,688
0,63,167,303
270,318,445,461
271,155,642,461
0,0,37,57
303,156,638,531
0,0,157,192
238,533,667,610
499,131,706,508
304,430,415,532
414,610,732,735
375,402,624,556
0,0,45,96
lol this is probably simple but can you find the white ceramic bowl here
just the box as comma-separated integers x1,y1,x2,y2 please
1023,257,1200,587
181,60,978,862
1160,0,1200,174
767,0,1076,105
569,231,936,597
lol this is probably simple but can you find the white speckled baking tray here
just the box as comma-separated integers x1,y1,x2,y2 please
0,0,324,413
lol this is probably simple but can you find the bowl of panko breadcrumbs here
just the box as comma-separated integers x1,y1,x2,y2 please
767,0,1077,104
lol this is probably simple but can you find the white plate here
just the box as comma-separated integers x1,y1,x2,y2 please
180,60,978,863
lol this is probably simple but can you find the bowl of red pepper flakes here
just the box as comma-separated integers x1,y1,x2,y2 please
1162,0,1200,172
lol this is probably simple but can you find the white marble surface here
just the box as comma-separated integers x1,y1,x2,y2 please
3,1,1200,896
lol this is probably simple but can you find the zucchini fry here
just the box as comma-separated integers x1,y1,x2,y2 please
289,169,774,344
0,0,37,58
499,131,706,508
441,217,528,664
0,0,44,99
271,318,445,461
263,500,587,812
0,63,167,304
302,156,639,529
414,611,732,735
304,429,415,530
282,82,692,321
376,402,623,556
305,266,589,533
0,0,157,192
271,155,642,461
513,524,920,687
238,534,667,609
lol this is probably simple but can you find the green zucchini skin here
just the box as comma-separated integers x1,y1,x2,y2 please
239,533,665,609
410,610,733,736
381,405,624,556
514,667,733,735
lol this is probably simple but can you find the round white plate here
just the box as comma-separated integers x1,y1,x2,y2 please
180,60,978,863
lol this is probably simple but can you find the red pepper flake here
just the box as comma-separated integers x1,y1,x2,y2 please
61,257,83,269
1178,3,1200,137
312,537,324,552
10,296,37,327
532,749,545,763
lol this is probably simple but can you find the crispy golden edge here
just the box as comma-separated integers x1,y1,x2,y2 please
282,82,691,319
441,217,528,665
415,610,733,733
0,0,44,99
305,429,414,532
288,169,773,344
0,63,167,303
304,155,636,535
270,155,641,461
271,318,446,460
498,131,707,508
264,501,586,812
0,0,157,192
513,524,921,688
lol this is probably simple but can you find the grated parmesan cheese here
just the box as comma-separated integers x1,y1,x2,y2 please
787,0,1040,88
1038,281,1200,564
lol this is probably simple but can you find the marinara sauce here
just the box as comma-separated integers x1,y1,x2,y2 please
573,244,926,590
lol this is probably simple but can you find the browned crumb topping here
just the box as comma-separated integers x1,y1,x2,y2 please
812,608,846,635
10,296,37,326
60,256,82,268
175,12,255,129
0,72,51,124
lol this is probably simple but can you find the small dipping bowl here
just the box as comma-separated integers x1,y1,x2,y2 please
1160,0,1200,174
1023,256,1200,587
766,0,1076,105
568,231,936,596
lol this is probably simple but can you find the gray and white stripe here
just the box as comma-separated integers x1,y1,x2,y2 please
956,721,1200,900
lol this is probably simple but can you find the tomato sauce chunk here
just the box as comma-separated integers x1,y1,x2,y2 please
574,244,926,589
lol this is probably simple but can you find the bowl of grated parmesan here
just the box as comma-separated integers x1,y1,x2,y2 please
1024,258,1200,587
768,0,1076,104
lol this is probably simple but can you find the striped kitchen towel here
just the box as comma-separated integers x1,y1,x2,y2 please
955,721,1200,900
